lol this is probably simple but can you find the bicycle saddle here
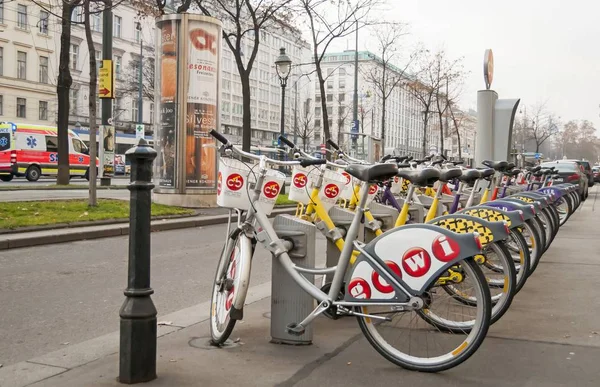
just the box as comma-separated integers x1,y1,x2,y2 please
528,166,542,172
552,174,561,179
506,169,521,177
458,169,482,184
396,168,440,187
479,168,495,179
439,168,463,182
482,160,509,171
345,163,398,183
506,162,516,171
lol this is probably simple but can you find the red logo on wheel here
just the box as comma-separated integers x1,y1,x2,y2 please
402,247,431,277
263,181,280,199
226,173,244,191
369,184,378,195
348,278,371,299
217,172,222,195
342,172,351,185
324,183,340,199
293,172,308,188
372,261,402,293
431,235,460,262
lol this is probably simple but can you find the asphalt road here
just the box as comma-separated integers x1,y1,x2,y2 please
0,223,327,367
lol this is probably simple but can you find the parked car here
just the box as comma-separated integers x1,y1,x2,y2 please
562,159,594,187
592,166,600,183
541,160,588,200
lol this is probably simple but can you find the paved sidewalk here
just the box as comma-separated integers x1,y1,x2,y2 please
2,188,598,387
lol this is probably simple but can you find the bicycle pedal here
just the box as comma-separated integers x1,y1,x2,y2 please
286,323,306,336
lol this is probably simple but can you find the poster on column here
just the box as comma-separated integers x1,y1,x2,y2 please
185,20,219,189
157,19,178,188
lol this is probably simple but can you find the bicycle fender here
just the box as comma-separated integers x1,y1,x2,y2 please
344,224,481,300
427,214,509,245
509,194,549,208
502,197,543,213
481,200,536,221
537,186,564,200
459,206,525,228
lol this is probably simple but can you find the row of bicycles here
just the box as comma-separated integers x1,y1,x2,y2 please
208,130,581,372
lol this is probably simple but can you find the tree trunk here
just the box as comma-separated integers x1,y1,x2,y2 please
84,0,97,206
315,64,331,143
240,71,252,153
380,67,387,152
455,123,462,160
438,110,444,156
535,142,540,153
421,113,429,157
56,1,75,185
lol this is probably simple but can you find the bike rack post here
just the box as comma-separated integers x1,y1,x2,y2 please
271,215,316,345
363,202,398,242
323,207,355,283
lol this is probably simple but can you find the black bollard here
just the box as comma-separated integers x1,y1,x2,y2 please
119,139,158,384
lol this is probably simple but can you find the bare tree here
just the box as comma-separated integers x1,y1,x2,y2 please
447,102,465,159
83,0,98,205
297,0,381,149
406,53,436,157
54,0,83,185
362,23,415,151
295,98,314,151
193,0,293,152
121,53,156,102
525,104,559,153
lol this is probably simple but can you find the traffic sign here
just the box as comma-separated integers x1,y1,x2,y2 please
535,153,541,159
320,143,326,155
99,60,114,99
135,124,145,141
350,120,359,140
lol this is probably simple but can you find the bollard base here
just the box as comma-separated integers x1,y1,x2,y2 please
118,315,158,384
270,338,313,346
100,177,112,186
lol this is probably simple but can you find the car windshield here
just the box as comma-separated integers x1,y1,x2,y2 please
541,162,577,173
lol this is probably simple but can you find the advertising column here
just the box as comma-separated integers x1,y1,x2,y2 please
155,18,179,188
185,19,221,189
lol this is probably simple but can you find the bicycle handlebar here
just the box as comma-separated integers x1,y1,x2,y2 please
299,158,327,167
278,135,296,149
327,139,341,151
210,129,229,145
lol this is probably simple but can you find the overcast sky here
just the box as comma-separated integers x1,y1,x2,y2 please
345,0,600,129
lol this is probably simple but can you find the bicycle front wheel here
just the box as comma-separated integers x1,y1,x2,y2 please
356,258,491,372
210,230,253,345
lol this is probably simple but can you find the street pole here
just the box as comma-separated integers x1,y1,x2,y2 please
101,1,113,182
138,22,143,124
293,81,298,145
279,79,287,193
119,139,158,384
352,20,359,152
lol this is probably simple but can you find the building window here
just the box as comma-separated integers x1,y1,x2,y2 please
135,22,141,43
131,99,139,122
92,13,102,32
39,11,49,34
327,80,333,89
69,89,78,114
17,51,27,79
339,68,346,76
39,101,48,120
71,6,83,23
39,56,49,83
326,94,333,102
0,1,4,23
113,16,122,38
95,50,102,73
149,103,154,123
17,4,28,29
17,98,26,118
70,44,79,70
339,78,346,88
0,47,3,76
339,93,345,102
315,107,321,117
0,95,3,115
115,55,122,79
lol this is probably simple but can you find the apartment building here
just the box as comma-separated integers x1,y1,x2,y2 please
310,51,440,158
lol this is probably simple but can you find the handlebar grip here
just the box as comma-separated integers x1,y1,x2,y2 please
425,155,434,161
440,154,448,161
210,130,229,145
454,161,464,165
482,160,492,167
381,154,392,162
432,159,443,166
300,158,327,167
406,156,413,162
327,139,340,151
397,163,410,168
279,135,296,149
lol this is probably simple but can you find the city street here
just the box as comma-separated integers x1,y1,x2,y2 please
0,223,327,367
0,177,130,187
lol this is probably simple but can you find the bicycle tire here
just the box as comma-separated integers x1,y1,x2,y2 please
209,231,253,345
505,229,530,293
356,258,491,372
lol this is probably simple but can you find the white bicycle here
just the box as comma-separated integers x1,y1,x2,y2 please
208,130,492,372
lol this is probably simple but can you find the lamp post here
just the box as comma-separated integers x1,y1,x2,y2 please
275,48,291,192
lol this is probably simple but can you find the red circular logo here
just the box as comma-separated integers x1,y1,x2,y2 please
262,181,280,199
372,261,402,293
342,172,351,185
369,184,378,195
431,235,461,262
348,278,371,299
226,173,244,191
402,247,431,277
323,183,340,199
293,173,307,188
217,172,222,195
225,286,235,310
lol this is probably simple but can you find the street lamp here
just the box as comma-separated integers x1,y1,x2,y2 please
275,47,292,156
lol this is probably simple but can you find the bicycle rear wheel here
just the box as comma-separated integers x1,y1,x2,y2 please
356,258,491,372
210,230,253,345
